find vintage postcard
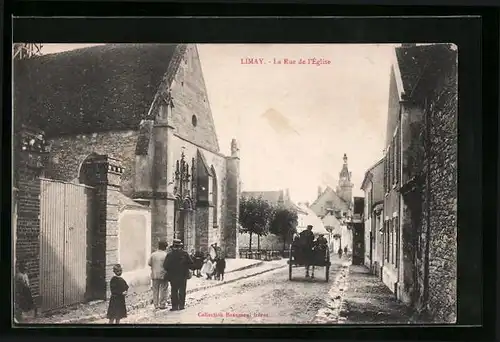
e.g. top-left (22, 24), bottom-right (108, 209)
top-left (12, 43), bottom-right (458, 325)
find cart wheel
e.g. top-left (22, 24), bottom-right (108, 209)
top-left (325, 266), bottom-right (330, 282)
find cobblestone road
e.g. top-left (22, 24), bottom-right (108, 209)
top-left (94, 259), bottom-right (344, 324)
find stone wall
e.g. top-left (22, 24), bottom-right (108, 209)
top-left (15, 163), bottom-right (42, 305)
top-left (45, 131), bottom-right (138, 197)
top-left (425, 58), bottom-right (458, 323)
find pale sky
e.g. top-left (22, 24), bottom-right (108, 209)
top-left (38, 43), bottom-right (395, 203)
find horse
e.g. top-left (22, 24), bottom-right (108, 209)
top-left (308, 243), bottom-right (329, 279)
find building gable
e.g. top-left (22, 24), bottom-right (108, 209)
top-left (309, 186), bottom-right (349, 218)
top-left (170, 45), bottom-right (220, 152)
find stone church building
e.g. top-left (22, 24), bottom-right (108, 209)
top-left (14, 44), bottom-right (240, 309)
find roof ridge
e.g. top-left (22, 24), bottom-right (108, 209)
top-left (146, 44), bottom-right (187, 120)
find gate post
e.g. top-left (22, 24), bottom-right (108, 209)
top-left (80, 154), bottom-right (124, 300)
top-left (14, 125), bottom-right (49, 310)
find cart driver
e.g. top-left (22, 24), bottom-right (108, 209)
top-left (316, 234), bottom-right (328, 247)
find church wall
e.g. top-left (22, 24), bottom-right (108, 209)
top-left (45, 130), bottom-right (138, 197)
top-left (169, 135), bottom-right (227, 248)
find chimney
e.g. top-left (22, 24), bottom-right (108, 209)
top-left (317, 186), bottom-right (322, 197)
top-left (285, 188), bottom-right (290, 201)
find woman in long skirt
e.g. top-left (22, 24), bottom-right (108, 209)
top-left (107, 264), bottom-right (129, 324)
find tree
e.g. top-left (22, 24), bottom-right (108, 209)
top-left (269, 207), bottom-right (299, 253)
top-left (239, 196), bottom-right (275, 252)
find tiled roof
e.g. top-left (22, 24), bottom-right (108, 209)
top-left (14, 44), bottom-right (178, 137)
top-left (395, 44), bottom-right (457, 102)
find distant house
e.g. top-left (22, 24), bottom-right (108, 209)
top-left (310, 154), bottom-right (353, 219)
top-left (360, 157), bottom-right (385, 275)
top-left (309, 154), bottom-right (355, 253)
top-left (322, 209), bottom-right (343, 251)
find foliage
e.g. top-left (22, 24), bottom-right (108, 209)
top-left (239, 196), bottom-right (276, 251)
top-left (269, 207), bottom-right (299, 252)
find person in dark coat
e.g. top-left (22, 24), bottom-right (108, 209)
top-left (193, 248), bottom-right (205, 277)
top-left (107, 264), bottom-right (129, 324)
top-left (14, 261), bottom-right (35, 322)
top-left (214, 252), bottom-right (226, 281)
top-left (163, 239), bottom-right (194, 311)
top-left (299, 225), bottom-right (315, 277)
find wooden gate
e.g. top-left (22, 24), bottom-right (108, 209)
top-left (39, 179), bottom-right (95, 312)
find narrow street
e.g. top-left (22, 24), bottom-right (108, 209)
top-left (94, 258), bottom-right (344, 324)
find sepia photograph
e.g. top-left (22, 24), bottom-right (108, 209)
top-left (12, 42), bottom-right (458, 325)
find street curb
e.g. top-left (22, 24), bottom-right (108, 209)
top-left (226, 261), bottom-right (264, 274)
top-left (55, 262), bottom-right (287, 324)
top-left (313, 258), bottom-right (352, 324)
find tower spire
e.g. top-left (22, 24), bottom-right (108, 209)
top-left (337, 153), bottom-right (353, 203)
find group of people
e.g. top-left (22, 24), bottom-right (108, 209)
top-left (190, 246), bottom-right (227, 281)
top-left (14, 239), bottom-right (227, 324)
top-left (337, 245), bottom-right (349, 259)
top-left (108, 238), bottom-right (199, 323)
top-left (106, 239), bottom-right (228, 324)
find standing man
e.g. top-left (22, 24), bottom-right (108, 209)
top-left (299, 225), bottom-right (315, 277)
top-left (148, 240), bottom-right (169, 310)
top-left (163, 239), bottom-right (194, 311)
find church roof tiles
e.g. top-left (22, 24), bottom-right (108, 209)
top-left (14, 44), bottom-right (178, 137)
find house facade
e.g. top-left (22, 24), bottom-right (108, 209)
top-left (14, 44), bottom-right (241, 311)
top-left (349, 197), bottom-right (365, 265)
top-left (360, 157), bottom-right (385, 274)
top-left (380, 43), bottom-right (458, 322)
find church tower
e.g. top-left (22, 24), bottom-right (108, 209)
top-left (336, 153), bottom-right (353, 203)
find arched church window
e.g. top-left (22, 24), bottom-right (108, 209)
top-left (211, 166), bottom-right (218, 227)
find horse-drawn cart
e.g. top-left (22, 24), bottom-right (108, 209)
top-left (288, 244), bottom-right (331, 282)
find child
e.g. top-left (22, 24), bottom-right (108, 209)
top-left (14, 261), bottom-right (35, 323)
top-left (107, 264), bottom-right (129, 324)
top-left (214, 254), bottom-right (226, 281)
top-left (201, 255), bottom-right (216, 280)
